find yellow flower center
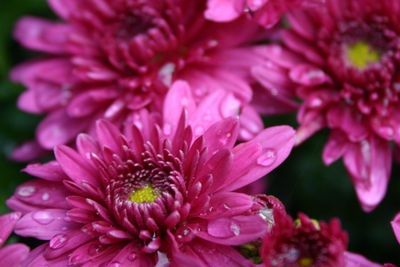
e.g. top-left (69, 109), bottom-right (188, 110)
top-left (129, 184), bottom-right (159, 203)
top-left (347, 41), bottom-right (380, 68)
top-left (299, 257), bottom-right (314, 266)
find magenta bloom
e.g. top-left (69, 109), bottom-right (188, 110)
top-left (0, 212), bottom-right (30, 266)
top-left (205, 0), bottom-right (321, 28)
top-left (260, 210), bottom-right (383, 267)
top-left (11, 0), bottom-right (273, 160)
top-left (254, 0), bottom-right (400, 211)
top-left (7, 82), bottom-right (295, 265)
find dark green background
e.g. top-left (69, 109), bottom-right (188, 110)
top-left (0, 0), bottom-right (398, 264)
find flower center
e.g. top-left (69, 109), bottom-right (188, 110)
top-left (299, 257), bottom-right (314, 266)
top-left (129, 184), bottom-right (159, 203)
top-left (346, 41), bottom-right (380, 68)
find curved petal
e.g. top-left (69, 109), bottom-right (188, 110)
top-left (0, 212), bottom-right (22, 246)
top-left (204, 0), bottom-right (245, 22)
top-left (343, 136), bottom-right (392, 212)
top-left (55, 144), bottom-right (100, 187)
top-left (390, 212), bottom-right (400, 245)
top-left (163, 80), bottom-right (196, 137)
top-left (23, 161), bottom-right (66, 182)
top-left (344, 251), bottom-right (381, 267)
top-left (222, 125), bottom-right (296, 192)
top-left (0, 244), bottom-right (30, 266)
top-left (14, 17), bottom-right (70, 53)
top-left (37, 109), bottom-right (89, 149)
top-left (196, 215), bottom-right (267, 246)
top-left (7, 180), bottom-right (69, 213)
top-left (15, 209), bottom-right (79, 240)
top-left (322, 130), bottom-right (349, 165)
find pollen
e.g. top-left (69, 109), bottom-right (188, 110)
top-left (299, 257), bottom-right (314, 267)
top-left (346, 41), bottom-right (380, 68)
top-left (129, 184), bottom-right (159, 203)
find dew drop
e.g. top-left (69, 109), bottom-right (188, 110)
top-left (259, 208), bottom-right (275, 225)
top-left (310, 97), bottom-right (323, 107)
top-left (42, 192), bottom-right (50, 201)
top-left (17, 186), bottom-right (36, 197)
top-left (88, 244), bottom-right (103, 256)
top-left (163, 123), bottom-right (172, 135)
top-left (183, 228), bottom-right (190, 236)
top-left (223, 204), bottom-right (230, 210)
top-left (230, 222), bottom-right (240, 236)
top-left (257, 149), bottom-right (277, 167)
top-left (109, 262), bottom-right (121, 267)
top-left (50, 234), bottom-right (67, 249)
top-left (128, 253), bottom-right (137, 261)
top-left (32, 211), bottom-right (54, 225)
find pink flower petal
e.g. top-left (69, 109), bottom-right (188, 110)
top-left (37, 109), bottom-right (89, 149)
top-left (95, 119), bottom-right (124, 155)
top-left (286, 9), bottom-right (317, 41)
top-left (390, 213), bottom-right (400, 245)
top-left (197, 215), bottom-right (266, 245)
top-left (290, 64), bottom-right (331, 86)
top-left (344, 251), bottom-right (381, 267)
top-left (163, 80), bottom-right (196, 137)
top-left (343, 136), bottom-right (391, 212)
top-left (323, 130), bottom-right (349, 165)
top-left (55, 144), bottom-right (100, 187)
top-left (239, 106), bottom-right (264, 140)
top-left (14, 17), bottom-right (70, 53)
top-left (200, 192), bottom-right (253, 219)
top-left (327, 105), bottom-right (369, 142)
top-left (7, 180), bottom-right (69, 213)
top-left (203, 117), bottom-right (240, 155)
top-left (23, 161), bottom-right (66, 182)
top-left (0, 244), bottom-right (30, 266)
top-left (23, 243), bottom-right (69, 267)
top-left (204, 0), bottom-right (245, 22)
top-left (10, 140), bottom-right (48, 162)
top-left (15, 209), bottom-right (79, 240)
top-left (44, 230), bottom-right (93, 259)
top-left (0, 212), bottom-right (21, 246)
top-left (223, 125), bottom-right (296, 192)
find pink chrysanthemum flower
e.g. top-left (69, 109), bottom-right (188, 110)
top-left (205, 0), bottom-right (321, 28)
top-left (11, 0), bottom-right (275, 161)
top-left (260, 210), bottom-right (383, 267)
top-left (0, 212), bottom-right (30, 266)
top-left (7, 82), bottom-right (295, 266)
top-left (253, 0), bottom-right (400, 211)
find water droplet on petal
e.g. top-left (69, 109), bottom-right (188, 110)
top-left (17, 186), bottom-right (36, 197)
top-left (183, 229), bottom-right (190, 236)
top-left (42, 192), bottom-right (50, 201)
top-left (163, 123), bottom-right (172, 135)
top-left (32, 211), bottom-right (54, 225)
top-left (310, 97), bottom-right (323, 107)
top-left (128, 253), bottom-right (137, 261)
top-left (109, 262), bottom-right (121, 267)
top-left (257, 148), bottom-right (277, 167)
top-left (259, 208), bottom-right (275, 226)
top-left (230, 222), bottom-right (240, 236)
top-left (88, 244), bottom-right (103, 256)
top-left (50, 234), bottom-right (67, 249)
